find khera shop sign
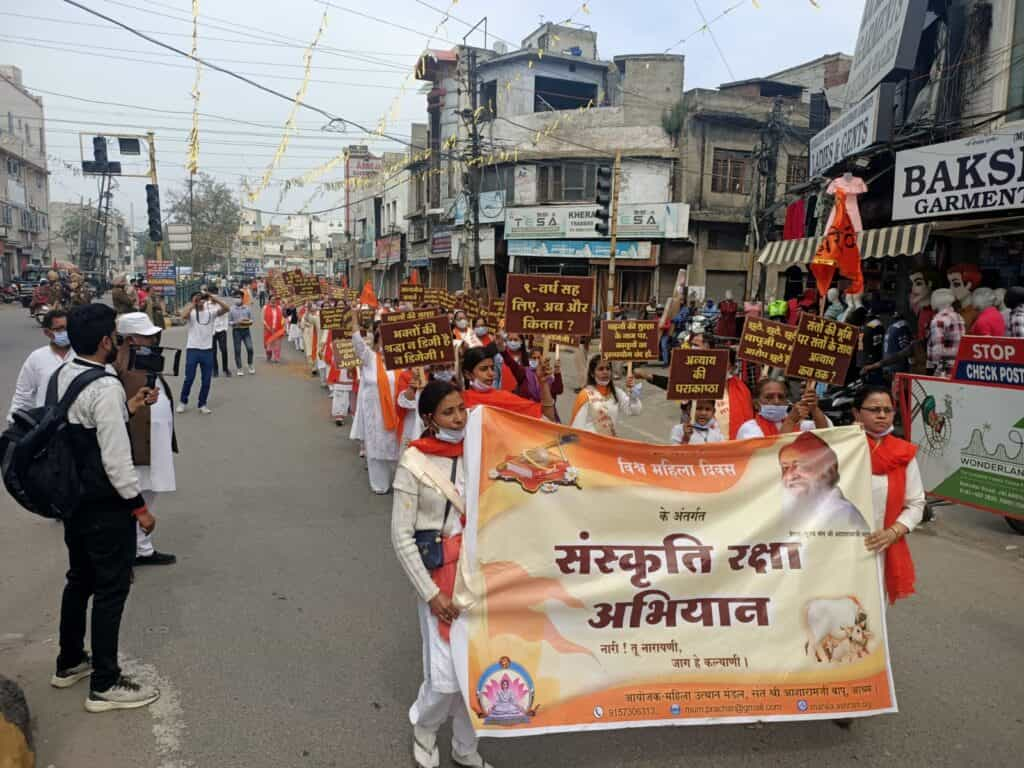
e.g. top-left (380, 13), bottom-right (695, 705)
top-left (894, 121), bottom-right (1024, 220)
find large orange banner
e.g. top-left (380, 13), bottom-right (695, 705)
top-left (452, 408), bottom-right (896, 736)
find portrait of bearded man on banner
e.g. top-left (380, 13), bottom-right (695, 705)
top-left (778, 432), bottom-right (868, 532)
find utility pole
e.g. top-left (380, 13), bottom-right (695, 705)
top-left (752, 98), bottom-right (783, 299)
top-left (308, 216), bottom-right (315, 273)
top-left (605, 150), bottom-right (622, 320)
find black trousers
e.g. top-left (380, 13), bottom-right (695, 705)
top-left (212, 330), bottom-right (231, 375)
top-left (57, 501), bottom-right (136, 692)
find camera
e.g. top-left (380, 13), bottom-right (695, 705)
top-left (128, 345), bottom-right (181, 387)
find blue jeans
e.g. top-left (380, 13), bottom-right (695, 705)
top-left (660, 333), bottom-right (676, 365)
top-left (233, 327), bottom-right (254, 367)
top-left (180, 348), bottom-right (214, 407)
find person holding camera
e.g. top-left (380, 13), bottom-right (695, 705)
top-left (114, 312), bottom-right (178, 567)
top-left (51, 304), bottom-right (161, 712)
top-left (176, 290), bottom-right (229, 415)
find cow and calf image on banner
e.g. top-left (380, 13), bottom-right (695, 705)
top-left (446, 409), bottom-right (896, 737)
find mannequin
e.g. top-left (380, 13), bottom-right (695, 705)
top-left (839, 292), bottom-right (863, 324)
top-left (824, 287), bottom-right (845, 321)
top-left (969, 287), bottom-right (1006, 336)
top-left (825, 171), bottom-right (868, 233)
top-left (994, 287), bottom-right (1011, 327)
top-left (908, 269), bottom-right (935, 341)
top-left (928, 288), bottom-right (963, 377)
top-left (716, 289), bottom-right (739, 339)
top-left (945, 263), bottom-right (981, 328)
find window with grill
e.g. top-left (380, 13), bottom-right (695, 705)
top-left (538, 162), bottom-right (597, 202)
top-left (786, 155), bottom-right (809, 187)
top-left (710, 149), bottom-right (751, 194)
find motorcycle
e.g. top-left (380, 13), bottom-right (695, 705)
top-left (0, 285), bottom-right (17, 304)
top-left (819, 377), bottom-right (868, 428)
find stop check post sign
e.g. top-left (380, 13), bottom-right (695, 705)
top-left (952, 337), bottom-right (1024, 388)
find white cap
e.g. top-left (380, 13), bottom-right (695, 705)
top-left (117, 312), bottom-right (162, 337)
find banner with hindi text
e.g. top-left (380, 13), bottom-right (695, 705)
top-left (452, 409), bottom-right (896, 737)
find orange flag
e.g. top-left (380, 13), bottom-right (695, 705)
top-left (359, 280), bottom-right (379, 308)
top-left (810, 188), bottom-right (863, 298)
top-left (410, 268), bottom-right (420, 286)
top-left (341, 274), bottom-right (349, 289)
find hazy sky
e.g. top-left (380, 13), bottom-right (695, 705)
top-left (5, 0), bottom-right (865, 230)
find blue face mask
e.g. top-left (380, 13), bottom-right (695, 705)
top-left (507, 340), bottom-right (522, 351)
top-left (433, 370), bottom-right (454, 383)
top-left (436, 427), bottom-right (465, 444)
top-left (51, 330), bottom-right (71, 348)
top-left (759, 404), bottom-right (789, 423)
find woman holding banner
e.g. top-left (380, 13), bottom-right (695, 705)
top-left (391, 381), bottom-right (495, 768)
top-left (452, 310), bottom-right (481, 348)
top-left (853, 386), bottom-right (924, 603)
top-left (350, 312), bottom-right (401, 494)
top-left (461, 347), bottom-right (556, 421)
top-left (570, 355), bottom-right (642, 437)
top-left (735, 377), bottom-right (829, 440)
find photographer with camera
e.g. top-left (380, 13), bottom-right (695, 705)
top-left (176, 290), bottom-right (229, 415)
top-left (114, 312), bottom-right (178, 567)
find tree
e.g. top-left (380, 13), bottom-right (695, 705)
top-left (166, 173), bottom-right (241, 272)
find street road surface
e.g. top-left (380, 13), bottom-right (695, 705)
top-left (0, 303), bottom-right (1021, 768)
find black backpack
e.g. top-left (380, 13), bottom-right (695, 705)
top-left (1, 365), bottom-right (112, 520)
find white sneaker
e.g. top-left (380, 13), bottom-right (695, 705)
top-left (85, 675), bottom-right (160, 713)
top-left (51, 653), bottom-right (93, 688)
top-left (236, 370), bottom-right (245, 377)
top-left (249, 366), bottom-right (255, 374)
top-left (199, 406), bottom-right (213, 415)
top-left (175, 404), bottom-right (186, 414)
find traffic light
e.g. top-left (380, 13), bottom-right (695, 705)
top-left (92, 136), bottom-right (108, 167)
top-left (145, 184), bottom-right (162, 242)
top-left (595, 165), bottom-right (613, 236)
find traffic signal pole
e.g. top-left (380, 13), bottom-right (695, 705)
top-left (605, 150), bottom-right (621, 320)
top-left (146, 132), bottom-right (162, 263)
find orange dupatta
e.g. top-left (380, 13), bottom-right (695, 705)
top-left (869, 434), bottom-right (918, 604)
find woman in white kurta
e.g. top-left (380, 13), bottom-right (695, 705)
top-left (351, 323), bottom-right (400, 494)
top-left (569, 355), bottom-right (641, 437)
top-left (391, 381), bottom-right (495, 768)
top-left (853, 386), bottom-right (925, 603)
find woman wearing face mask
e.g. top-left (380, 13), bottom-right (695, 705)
top-left (460, 347), bottom-right (555, 420)
top-left (472, 317), bottom-right (492, 346)
top-left (735, 378), bottom-right (829, 440)
top-left (495, 333), bottom-right (549, 402)
top-left (391, 382), bottom-right (496, 768)
top-left (569, 355), bottom-right (642, 437)
top-left (349, 311), bottom-right (403, 494)
top-left (451, 310), bottom-right (481, 348)
top-left (852, 386), bottom-right (923, 603)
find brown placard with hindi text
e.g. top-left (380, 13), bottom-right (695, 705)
top-left (399, 283), bottom-right (424, 304)
top-left (785, 314), bottom-right (860, 384)
top-left (504, 274), bottom-right (594, 338)
top-left (380, 307), bottom-right (442, 325)
top-left (600, 320), bottom-right (659, 362)
top-left (283, 270), bottom-right (321, 301)
top-left (737, 317), bottom-right (799, 369)
top-left (666, 348), bottom-right (730, 401)
top-left (379, 314), bottom-right (455, 370)
top-left (319, 306), bottom-right (348, 331)
top-left (332, 336), bottom-right (360, 370)
top-left (423, 288), bottom-right (454, 310)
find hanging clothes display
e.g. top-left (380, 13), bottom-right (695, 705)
top-left (825, 174), bottom-right (868, 233)
top-left (783, 199), bottom-right (806, 240)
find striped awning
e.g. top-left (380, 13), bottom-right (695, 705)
top-left (758, 223), bottom-right (933, 266)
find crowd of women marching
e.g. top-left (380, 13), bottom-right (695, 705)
top-left (255, 281), bottom-right (924, 768)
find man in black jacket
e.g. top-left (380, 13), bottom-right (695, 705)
top-left (49, 303), bottom-right (162, 712)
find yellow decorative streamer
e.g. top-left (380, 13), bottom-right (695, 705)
top-left (247, 10), bottom-right (329, 203)
top-left (185, 0), bottom-right (200, 174)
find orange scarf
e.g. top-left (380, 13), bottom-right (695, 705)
top-left (727, 377), bottom-right (754, 440)
top-left (463, 386), bottom-right (543, 418)
top-left (376, 354), bottom-right (400, 434)
top-left (755, 415), bottom-right (781, 437)
top-left (869, 434), bottom-right (917, 604)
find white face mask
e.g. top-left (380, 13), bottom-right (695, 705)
top-left (759, 404), bottom-right (789, 423)
top-left (529, 359), bottom-right (539, 370)
top-left (436, 426), bottom-right (465, 444)
top-left (474, 326), bottom-right (487, 337)
top-left (433, 370), bottom-right (454, 383)
top-left (507, 340), bottom-right (522, 351)
top-left (470, 379), bottom-right (492, 392)
top-left (456, 319), bottom-right (469, 330)
top-left (595, 374), bottom-right (612, 387)
top-left (866, 425), bottom-right (894, 439)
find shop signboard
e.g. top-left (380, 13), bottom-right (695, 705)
top-left (145, 259), bottom-right (175, 287)
top-left (899, 374), bottom-right (1024, 519)
top-left (407, 241), bottom-right (430, 268)
top-left (508, 240), bottom-right (652, 261)
top-left (893, 121), bottom-right (1024, 220)
top-left (846, 0), bottom-right (928, 104)
top-left (454, 190), bottom-right (506, 225)
top-left (242, 258), bottom-right (260, 277)
top-left (505, 203), bottom-right (688, 240)
top-left (808, 84), bottom-right (895, 178)
top-left (375, 236), bottom-right (402, 268)
top-left (431, 226), bottom-right (452, 258)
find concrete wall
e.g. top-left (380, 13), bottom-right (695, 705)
top-left (620, 158), bottom-right (672, 204)
top-left (521, 23), bottom-right (598, 60)
top-left (765, 54), bottom-right (852, 110)
top-left (613, 55), bottom-right (685, 127)
top-left (479, 56), bottom-right (607, 118)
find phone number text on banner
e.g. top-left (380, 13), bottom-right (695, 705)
top-left (452, 409), bottom-right (896, 736)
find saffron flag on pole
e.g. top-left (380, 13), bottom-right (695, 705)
top-left (359, 280), bottom-right (379, 308)
top-left (810, 188), bottom-right (863, 298)
top-left (451, 408), bottom-right (896, 737)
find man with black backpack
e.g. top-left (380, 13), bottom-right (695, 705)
top-left (49, 304), bottom-right (161, 712)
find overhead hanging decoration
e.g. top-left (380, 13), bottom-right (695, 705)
top-left (185, 0), bottom-right (201, 174)
top-left (247, 9), bottom-right (329, 203)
